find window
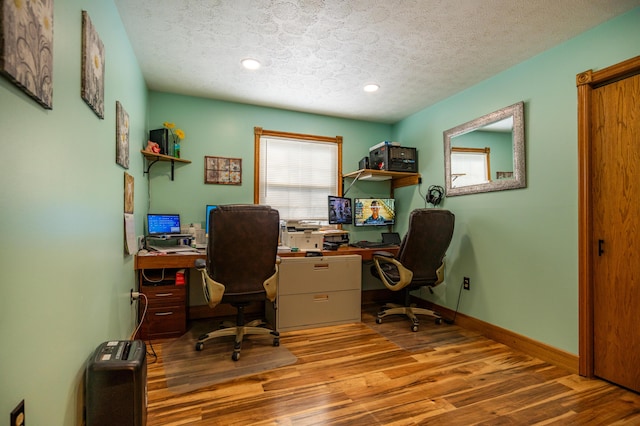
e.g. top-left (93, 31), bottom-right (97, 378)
top-left (451, 147), bottom-right (491, 188)
top-left (254, 127), bottom-right (343, 222)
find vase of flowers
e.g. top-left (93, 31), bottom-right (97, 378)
top-left (163, 121), bottom-right (185, 158)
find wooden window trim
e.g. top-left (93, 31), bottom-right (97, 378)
top-left (253, 127), bottom-right (343, 204)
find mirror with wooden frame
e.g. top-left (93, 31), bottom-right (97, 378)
top-left (444, 101), bottom-right (526, 196)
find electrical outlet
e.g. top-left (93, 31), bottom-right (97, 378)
top-left (11, 399), bottom-right (25, 426)
top-left (463, 277), bottom-right (470, 290)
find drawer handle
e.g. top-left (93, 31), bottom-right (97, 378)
top-left (313, 294), bottom-right (329, 302)
top-left (155, 311), bottom-right (174, 316)
top-left (313, 263), bottom-right (329, 270)
top-left (156, 292), bottom-right (174, 297)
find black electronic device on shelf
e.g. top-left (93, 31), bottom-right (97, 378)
top-left (149, 128), bottom-right (169, 156)
top-left (369, 146), bottom-right (418, 172)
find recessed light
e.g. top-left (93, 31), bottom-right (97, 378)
top-left (241, 58), bottom-right (261, 70)
top-left (364, 84), bottom-right (379, 92)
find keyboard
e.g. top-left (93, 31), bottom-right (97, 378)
top-left (350, 241), bottom-right (393, 249)
top-left (147, 245), bottom-right (199, 253)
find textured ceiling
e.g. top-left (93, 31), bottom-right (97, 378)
top-left (114, 0), bottom-right (639, 123)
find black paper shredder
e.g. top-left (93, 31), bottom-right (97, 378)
top-left (86, 340), bottom-right (147, 426)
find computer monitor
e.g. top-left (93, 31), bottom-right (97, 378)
top-left (354, 198), bottom-right (395, 226)
top-left (205, 205), bottom-right (217, 235)
top-left (147, 213), bottom-right (182, 235)
top-left (328, 195), bottom-right (353, 225)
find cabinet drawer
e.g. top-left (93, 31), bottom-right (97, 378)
top-left (279, 255), bottom-right (361, 295)
top-left (140, 304), bottom-right (186, 339)
top-left (277, 289), bottom-right (361, 331)
top-left (142, 285), bottom-right (186, 304)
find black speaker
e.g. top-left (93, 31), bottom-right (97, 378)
top-left (358, 156), bottom-right (370, 170)
top-left (149, 128), bottom-right (169, 155)
top-left (86, 340), bottom-right (147, 426)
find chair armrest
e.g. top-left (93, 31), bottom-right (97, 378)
top-left (372, 254), bottom-right (413, 292)
top-left (195, 259), bottom-right (225, 308)
top-left (263, 262), bottom-right (279, 302)
top-left (372, 250), bottom-right (395, 258)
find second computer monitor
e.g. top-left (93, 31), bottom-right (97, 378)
top-left (205, 205), bottom-right (217, 235)
top-left (328, 196), bottom-right (353, 225)
top-left (354, 198), bottom-right (395, 226)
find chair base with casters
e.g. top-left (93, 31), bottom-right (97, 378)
top-left (376, 288), bottom-right (443, 332)
top-left (194, 302), bottom-right (280, 361)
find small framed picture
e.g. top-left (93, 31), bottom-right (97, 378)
top-left (124, 172), bottom-right (134, 214)
top-left (81, 11), bottom-right (105, 118)
top-left (205, 156), bottom-right (242, 185)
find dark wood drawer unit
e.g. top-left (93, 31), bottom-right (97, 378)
top-left (137, 268), bottom-right (188, 340)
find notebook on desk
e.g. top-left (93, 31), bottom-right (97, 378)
top-left (146, 213), bottom-right (192, 238)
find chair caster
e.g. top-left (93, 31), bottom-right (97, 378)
top-left (435, 318), bottom-right (443, 325)
top-left (273, 337), bottom-right (280, 347)
top-left (231, 351), bottom-right (240, 361)
top-left (195, 342), bottom-right (204, 351)
top-left (376, 317), bottom-right (383, 324)
top-left (411, 324), bottom-right (419, 332)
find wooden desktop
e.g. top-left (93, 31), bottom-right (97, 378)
top-left (134, 245), bottom-right (399, 339)
top-left (134, 245), bottom-right (399, 270)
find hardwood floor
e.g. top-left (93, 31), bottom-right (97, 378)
top-left (146, 309), bottom-right (640, 425)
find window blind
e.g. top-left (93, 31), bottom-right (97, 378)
top-left (259, 137), bottom-right (338, 221)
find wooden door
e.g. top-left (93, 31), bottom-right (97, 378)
top-left (588, 71), bottom-right (640, 391)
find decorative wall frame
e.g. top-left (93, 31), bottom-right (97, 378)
top-left (81, 11), bottom-right (104, 118)
top-left (116, 101), bottom-right (129, 168)
top-left (204, 156), bottom-right (242, 185)
top-left (0, 0), bottom-right (54, 109)
top-left (124, 172), bottom-right (134, 214)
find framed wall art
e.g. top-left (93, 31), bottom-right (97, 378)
top-left (81, 10), bottom-right (104, 118)
top-left (204, 156), bottom-right (242, 185)
top-left (124, 172), bottom-right (134, 214)
top-left (0, 0), bottom-right (54, 109)
top-left (116, 101), bottom-right (129, 168)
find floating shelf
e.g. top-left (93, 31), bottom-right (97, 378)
top-left (343, 169), bottom-right (421, 191)
top-left (141, 150), bottom-right (191, 181)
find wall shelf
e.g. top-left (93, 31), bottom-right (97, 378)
top-left (141, 150), bottom-right (191, 181)
top-left (343, 169), bottom-right (421, 193)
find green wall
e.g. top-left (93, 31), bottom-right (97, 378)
top-left (392, 8), bottom-right (640, 355)
top-left (146, 91), bottom-right (393, 239)
top-left (1, 1), bottom-right (638, 424)
top-left (0, 1), bottom-right (148, 424)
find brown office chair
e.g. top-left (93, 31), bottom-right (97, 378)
top-left (371, 208), bottom-right (455, 332)
top-left (194, 204), bottom-right (280, 361)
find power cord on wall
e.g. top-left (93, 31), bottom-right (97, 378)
top-left (129, 292), bottom-right (158, 363)
top-left (445, 277), bottom-right (465, 325)
top-left (129, 292), bottom-right (148, 340)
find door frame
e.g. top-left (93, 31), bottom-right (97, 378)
top-left (577, 55), bottom-right (640, 377)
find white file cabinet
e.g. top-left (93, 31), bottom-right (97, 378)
top-left (268, 255), bottom-right (362, 332)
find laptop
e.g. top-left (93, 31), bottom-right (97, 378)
top-left (146, 214), bottom-right (192, 238)
top-left (381, 232), bottom-right (402, 245)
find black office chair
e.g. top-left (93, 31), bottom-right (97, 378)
top-left (371, 208), bottom-right (455, 332)
top-left (194, 204), bottom-right (280, 361)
